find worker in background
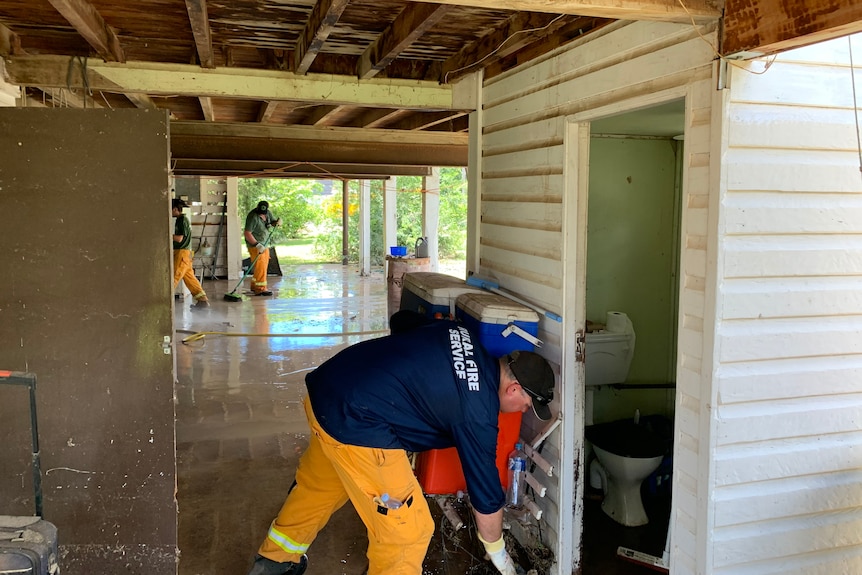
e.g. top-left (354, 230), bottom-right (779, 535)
top-left (244, 200), bottom-right (280, 296)
top-left (246, 319), bottom-right (555, 575)
top-left (171, 198), bottom-right (209, 310)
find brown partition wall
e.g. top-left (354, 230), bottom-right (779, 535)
top-left (0, 109), bottom-right (177, 573)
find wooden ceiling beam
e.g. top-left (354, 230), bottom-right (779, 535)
top-left (0, 23), bottom-right (25, 57)
top-left (199, 96), bottom-right (214, 121)
top-left (722, 0), bottom-right (862, 57)
top-left (184, 0), bottom-right (215, 69)
top-left (3, 56), bottom-right (464, 111)
top-left (303, 104), bottom-right (347, 126)
top-left (170, 159), bottom-right (433, 178)
top-left (46, 0), bottom-right (125, 62)
top-left (258, 101), bottom-right (280, 123)
top-left (418, 0), bottom-right (718, 23)
top-left (357, 3), bottom-right (452, 80)
top-left (441, 12), bottom-right (577, 83)
top-left (125, 92), bottom-right (157, 109)
top-left (171, 132), bottom-right (466, 167)
top-left (386, 111), bottom-right (468, 131)
top-left (294, 0), bottom-right (351, 75)
top-left (170, 120), bottom-right (467, 146)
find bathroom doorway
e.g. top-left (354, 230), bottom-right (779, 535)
top-left (581, 98), bottom-right (684, 574)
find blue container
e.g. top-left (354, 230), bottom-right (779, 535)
top-left (455, 292), bottom-right (539, 357)
top-left (399, 272), bottom-right (483, 318)
top-left (390, 246), bottom-right (407, 256)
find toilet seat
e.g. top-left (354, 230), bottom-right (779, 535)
top-left (586, 419), bottom-right (669, 527)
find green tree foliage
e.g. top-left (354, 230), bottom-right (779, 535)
top-left (238, 178), bottom-right (321, 243)
top-left (313, 168), bottom-right (467, 264)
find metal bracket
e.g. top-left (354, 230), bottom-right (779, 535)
top-left (162, 335), bottom-right (172, 355)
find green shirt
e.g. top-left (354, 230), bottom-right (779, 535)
top-left (173, 214), bottom-right (191, 250)
top-left (244, 209), bottom-right (276, 245)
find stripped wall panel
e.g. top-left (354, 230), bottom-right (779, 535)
top-left (477, 19), bottom-right (718, 574)
top-left (712, 33), bottom-right (862, 574)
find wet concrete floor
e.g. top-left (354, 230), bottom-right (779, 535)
top-left (174, 263), bottom-right (669, 575)
top-left (174, 264), bottom-right (498, 575)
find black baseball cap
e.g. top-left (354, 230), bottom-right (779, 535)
top-left (507, 350), bottom-right (554, 421)
top-left (172, 198), bottom-right (188, 209)
top-left (257, 200), bottom-right (269, 211)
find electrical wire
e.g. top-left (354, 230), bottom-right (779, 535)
top-left (444, 14), bottom-right (566, 83)
top-left (849, 36), bottom-right (862, 179)
top-left (676, 0), bottom-right (777, 76)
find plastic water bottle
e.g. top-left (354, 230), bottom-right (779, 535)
top-left (506, 442), bottom-right (527, 507)
top-left (377, 493), bottom-right (402, 510)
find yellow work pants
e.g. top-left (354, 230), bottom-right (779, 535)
top-left (172, 249), bottom-right (207, 301)
top-left (259, 398), bottom-right (435, 574)
top-left (252, 247), bottom-right (270, 293)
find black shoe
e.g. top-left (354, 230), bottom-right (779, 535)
top-left (254, 290), bottom-right (273, 296)
top-left (190, 300), bottom-right (210, 311)
top-left (247, 554), bottom-right (307, 575)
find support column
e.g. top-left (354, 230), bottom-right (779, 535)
top-left (341, 179), bottom-right (349, 265)
top-left (466, 71), bottom-right (484, 276)
top-left (383, 177), bottom-right (397, 255)
top-left (422, 168), bottom-right (440, 272)
top-left (359, 179), bottom-right (371, 276)
top-left (226, 177), bottom-right (241, 280)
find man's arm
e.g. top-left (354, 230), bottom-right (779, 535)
top-left (473, 508), bottom-right (503, 543)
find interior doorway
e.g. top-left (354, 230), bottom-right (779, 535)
top-left (580, 99), bottom-right (684, 574)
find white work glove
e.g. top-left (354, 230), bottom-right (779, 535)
top-left (478, 533), bottom-right (518, 575)
top-left (255, 243), bottom-right (268, 254)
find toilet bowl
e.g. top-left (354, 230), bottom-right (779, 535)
top-left (586, 420), bottom-right (666, 527)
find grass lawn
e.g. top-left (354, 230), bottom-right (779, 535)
top-left (271, 237), bottom-right (466, 278)
top-left (272, 238), bottom-right (333, 264)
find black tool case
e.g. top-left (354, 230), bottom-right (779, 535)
top-left (0, 370), bottom-right (60, 574)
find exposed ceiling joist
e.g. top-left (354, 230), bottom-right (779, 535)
top-left (721, 0), bottom-right (862, 57)
top-left (46, 0), bottom-right (125, 62)
top-left (0, 23), bottom-right (24, 57)
top-left (170, 120), bottom-right (468, 146)
top-left (305, 104), bottom-right (347, 126)
top-left (387, 110), bottom-right (468, 131)
top-left (257, 101), bottom-right (280, 123)
top-left (199, 96), bottom-right (214, 121)
top-left (442, 12), bottom-right (579, 82)
top-left (419, 0), bottom-right (719, 23)
top-left (170, 159), bottom-right (433, 179)
top-left (295, 0), bottom-right (351, 75)
top-left (3, 56), bottom-right (467, 110)
top-left (184, 0), bottom-right (214, 69)
top-left (357, 2), bottom-right (452, 79)
top-left (125, 92), bottom-right (157, 109)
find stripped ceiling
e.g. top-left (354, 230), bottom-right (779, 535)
top-left (1, 0), bottom-right (860, 178)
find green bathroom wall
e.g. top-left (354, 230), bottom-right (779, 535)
top-left (586, 137), bottom-right (679, 420)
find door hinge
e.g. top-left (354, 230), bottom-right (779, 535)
top-left (162, 335), bottom-right (172, 355)
top-left (575, 329), bottom-right (586, 363)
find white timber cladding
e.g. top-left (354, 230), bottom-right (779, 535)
top-left (190, 178), bottom-right (229, 280)
top-left (712, 34), bottom-right (862, 574)
top-left (476, 19), bottom-right (717, 574)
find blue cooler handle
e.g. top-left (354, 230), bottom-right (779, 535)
top-left (502, 323), bottom-right (543, 347)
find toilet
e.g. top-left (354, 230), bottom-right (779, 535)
top-left (586, 419), bottom-right (666, 526)
top-left (584, 314), bottom-right (666, 527)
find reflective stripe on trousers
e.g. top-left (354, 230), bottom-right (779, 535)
top-left (258, 397), bottom-right (435, 574)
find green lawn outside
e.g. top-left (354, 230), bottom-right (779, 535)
top-left (269, 237), bottom-right (466, 279)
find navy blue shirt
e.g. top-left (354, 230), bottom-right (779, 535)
top-left (306, 320), bottom-right (505, 514)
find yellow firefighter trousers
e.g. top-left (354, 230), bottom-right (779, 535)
top-left (258, 397), bottom-right (435, 574)
top-left (252, 247), bottom-right (270, 293)
top-left (172, 249), bottom-right (207, 301)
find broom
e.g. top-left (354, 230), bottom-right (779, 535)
top-left (224, 228), bottom-right (275, 302)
